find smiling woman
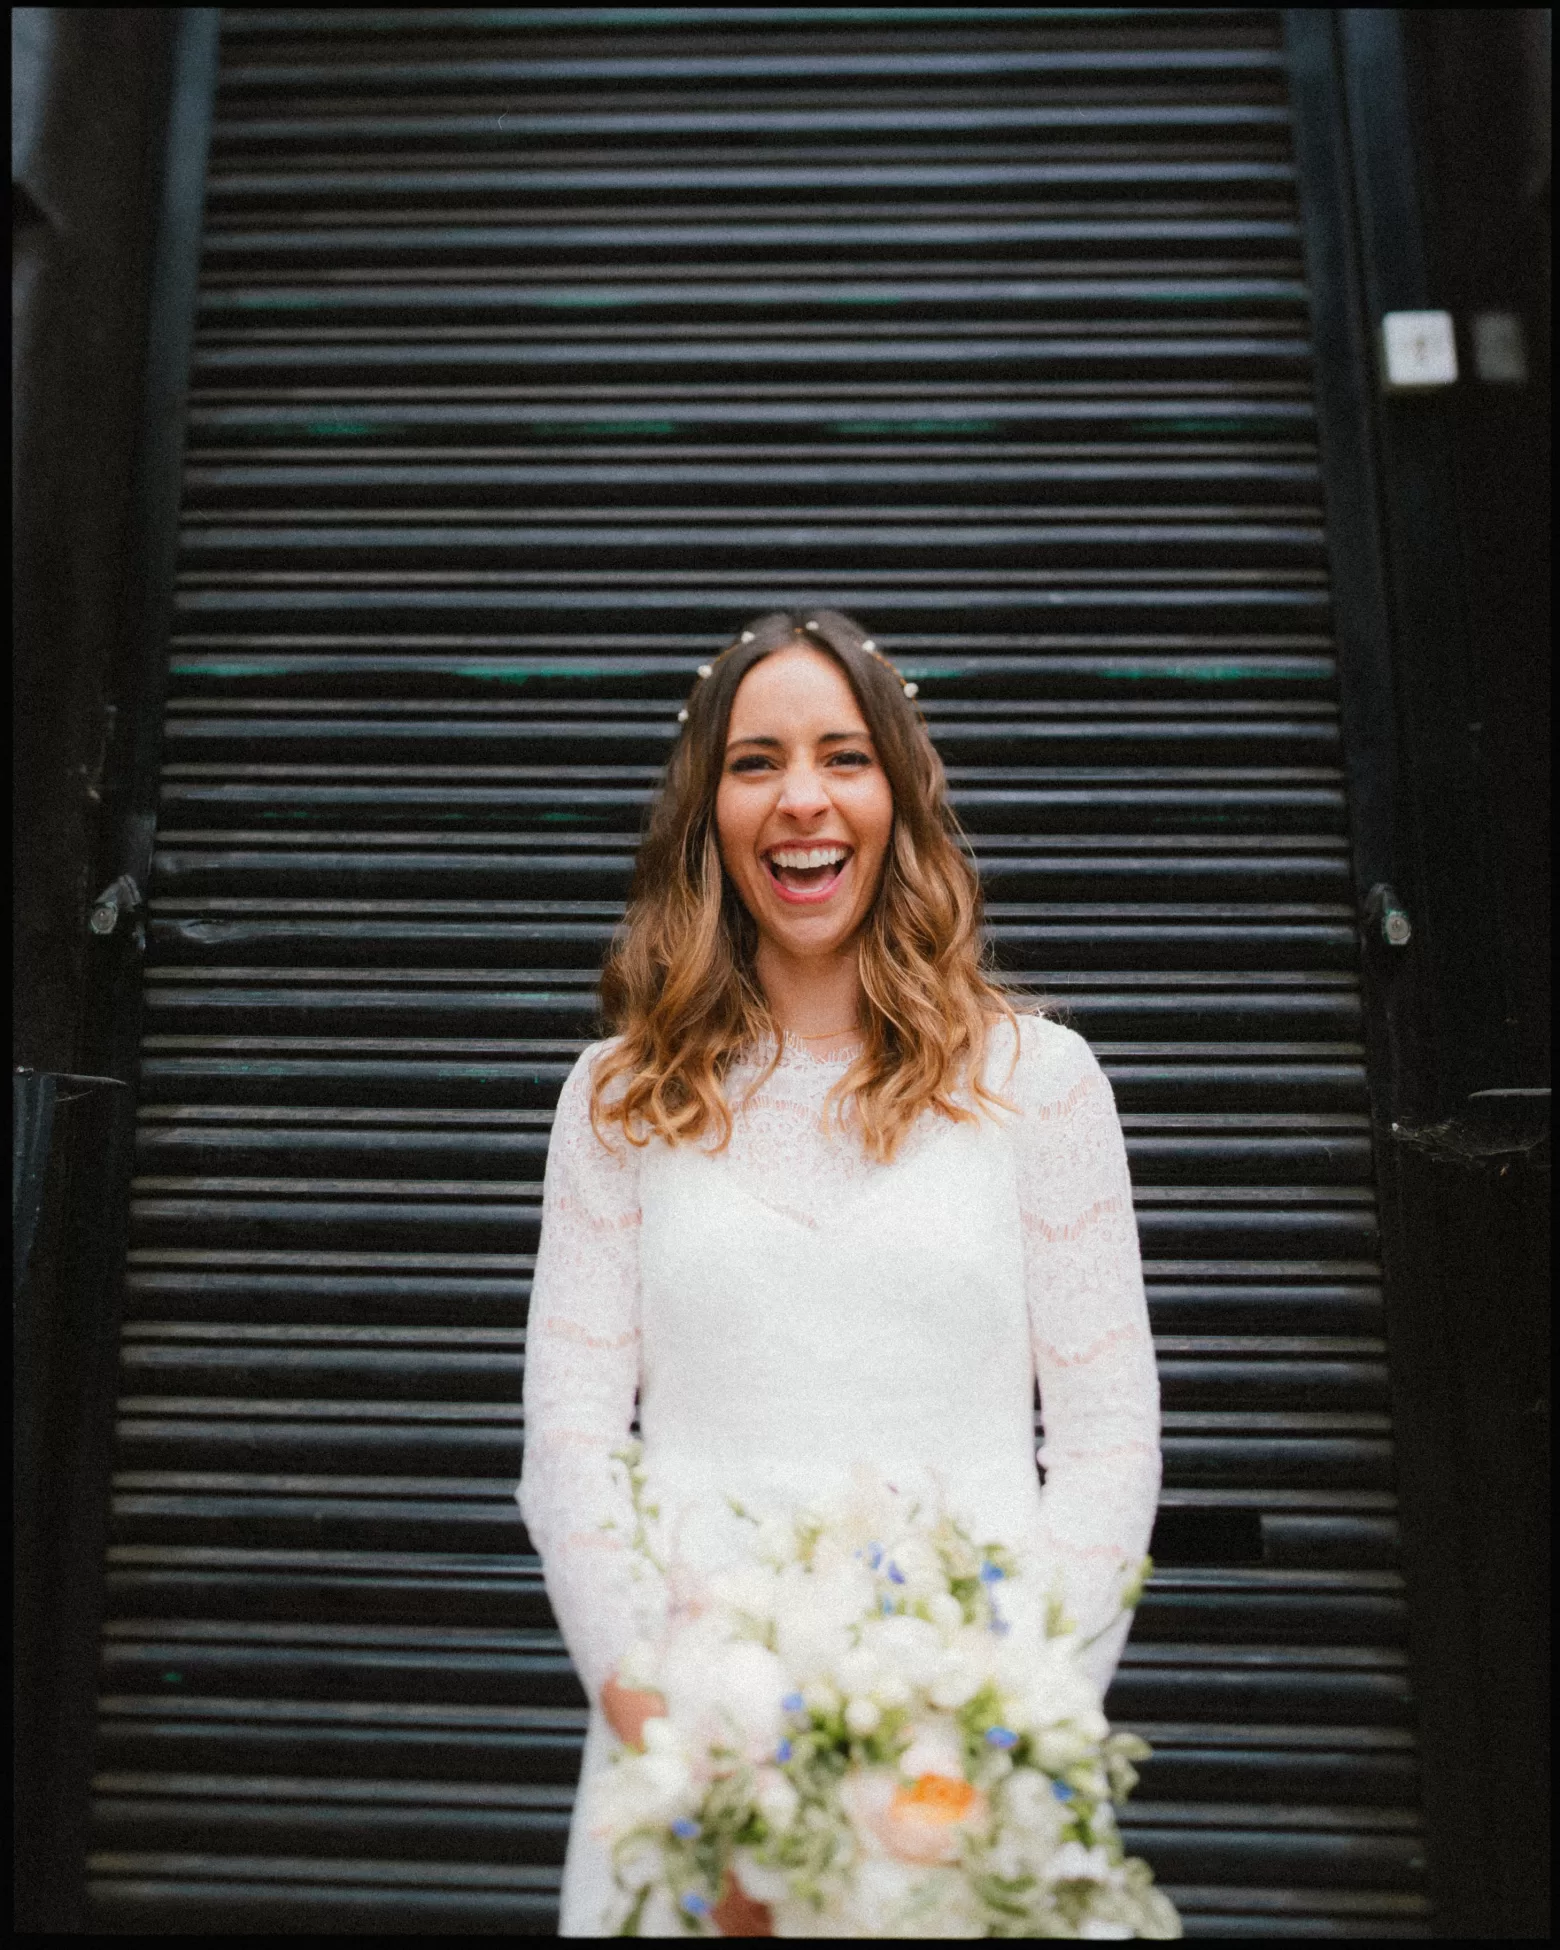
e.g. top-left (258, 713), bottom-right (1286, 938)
top-left (519, 608), bottom-right (1163, 1937)
top-left (590, 609), bottom-right (1026, 1162)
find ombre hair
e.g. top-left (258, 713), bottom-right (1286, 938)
top-left (589, 608), bottom-right (1041, 1163)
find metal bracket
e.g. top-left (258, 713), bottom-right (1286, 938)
top-left (88, 810), bottom-right (156, 937)
top-left (88, 873), bottom-right (142, 936)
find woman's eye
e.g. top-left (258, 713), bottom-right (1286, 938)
top-left (727, 749), bottom-right (871, 774)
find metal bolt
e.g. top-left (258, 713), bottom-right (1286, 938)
top-left (89, 872), bottom-right (142, 937)
top-left (1365, 882), bottom-right (1412, 949)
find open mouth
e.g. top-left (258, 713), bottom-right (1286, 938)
top-left (764, 843), bottom-right (853, 901)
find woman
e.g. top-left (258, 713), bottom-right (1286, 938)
top-left (517, 609), bottom-right (1162, 1936)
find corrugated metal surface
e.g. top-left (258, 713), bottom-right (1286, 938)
top-left (88, 8), bottom-right (1431, 1936)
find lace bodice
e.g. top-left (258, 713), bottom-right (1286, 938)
top-left (516, 1014), bottom-right (1162, 1703)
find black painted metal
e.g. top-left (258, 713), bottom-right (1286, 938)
top-left (23, 11), bottom-right (222, 1936)
top-left (85, 9), bottom-right (1434, 1935)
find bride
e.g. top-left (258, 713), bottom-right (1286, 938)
top-left (517, 609), bottom-right (1162, 1936)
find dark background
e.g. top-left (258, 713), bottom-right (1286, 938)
top-left (13, 8), bottom-right (1549, 1936)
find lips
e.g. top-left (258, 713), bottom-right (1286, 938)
top-left (763, 842), bottom-right (853, 904)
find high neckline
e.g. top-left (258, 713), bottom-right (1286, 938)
top-left (735, 1030), bottom-right (863, 1072)
top-left (779, 1029), bottom-right (864, 1067)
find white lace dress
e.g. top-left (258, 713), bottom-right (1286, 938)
top-left (516, 1013), bottom-right (1162, 1936)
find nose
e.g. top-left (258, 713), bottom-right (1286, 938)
top-left (775, 756), bottom-right (831, 822)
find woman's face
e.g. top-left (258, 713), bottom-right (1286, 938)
top-left (714, 644), bottom-right (895, 965)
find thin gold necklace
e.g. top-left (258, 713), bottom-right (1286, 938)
top-left (789, 1025), bottom-right (862, 1042)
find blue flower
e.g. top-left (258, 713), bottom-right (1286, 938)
top-left (985, 1726), bottom-right (1019, 1750)
top-left (867, 1543), bottom-right (884, 1569)
top-left (887, 1561), bottom-right (906, 1584)
top-left (776, 1739), bottom-right (793, 1763)
top-left (1052, 1781), bottom-right (1074, 1802)
top-left (671, 1817), bottom-right (700, 1840)
top-left (979, 1560), bottom-right (1005, 1583)
top-left (782, 1691), bottom-right (805, 1714)
top-left (880, 1596), bottom-right (895, 1614)
top-left (680, 1891), bottom-right (711, 1917)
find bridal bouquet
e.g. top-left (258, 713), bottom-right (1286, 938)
top-left (588, 1449), bottom-right (1181, 1938)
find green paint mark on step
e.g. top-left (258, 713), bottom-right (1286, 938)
top-left (172, 662), bottom-right (293, 678)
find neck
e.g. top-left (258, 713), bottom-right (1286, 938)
top-left (753, 936), bottom-right (863, 1042)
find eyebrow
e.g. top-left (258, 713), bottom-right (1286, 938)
top-left (725, 729), bottom-right (871, 751)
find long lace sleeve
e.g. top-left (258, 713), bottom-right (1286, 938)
top-left (516, 1042), bottom-right (665, 1701)
top-left (1010, 1016), bottom-right (1163, 1698)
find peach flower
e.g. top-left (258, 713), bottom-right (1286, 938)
top-left (842, 1768), bottom-right (989, 1866)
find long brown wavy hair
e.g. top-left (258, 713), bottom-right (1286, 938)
top-left (589, 608), bottom-right (1038, 1162)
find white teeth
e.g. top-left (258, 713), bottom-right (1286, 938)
top-left (769, 846), bottom-right (849, 870)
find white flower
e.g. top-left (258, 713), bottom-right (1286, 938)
top-left (776, 1609), bottom-right (852, 1683)
top-left (835, 1644), bottom-right (882, 1699)
top-left (708, 1562), bottom-right (777, 1619)
top-left (1078, 1918), bottom-right (1136, 1939)
top-left (843, 1860), bottom-right (985, 1937)
top-left (772, 1560), bottom-right (874, 1681)
top-left (928, 1629), bottom-right (993, 1709)
top-left (753, 1766), bottom-right (799, 1832)
top-left (712, 1639), bottom-right (790, 1752)
top-left (845, 1696), bottom-right (882, 1736)
top-left (983, 1829), bottom-right (1033, 1883)
top-left (861, 1613), bottom-right (944, 1690)
top-left (657, 1622), bottom-right (787, 1757)
top-left (925, 1591), bottom-right (965, 1634)
top-left (733, 1850), bottom-right (792, 1905)
top-left (1034, 1723), bottom-right (1099, 1773)
top-left (999, 1765), bottom-right (1067, 1856)
top-left (997, 1635), bottom-right (1105, 1734)
top-left (881, 1534), bottom-right (944, 1601)
top-left (830, 1465), bottom-right (910, 1551)
top-left (640, 1748), bottom-right (695, 1809)
top-left (1047, 1840), bottom-right (1119, 1886)
top-left (897, 1719), bottom-right (966, 1783)
top-left (586, 1730), bottom-right (695, 1835)
top-left (873, 1672), bottom-right (912, 1709)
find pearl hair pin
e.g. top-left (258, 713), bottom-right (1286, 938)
top-left (857, 634), bottom-right (919, 701)
top-left (675, 620), bottom-right (922, 728)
